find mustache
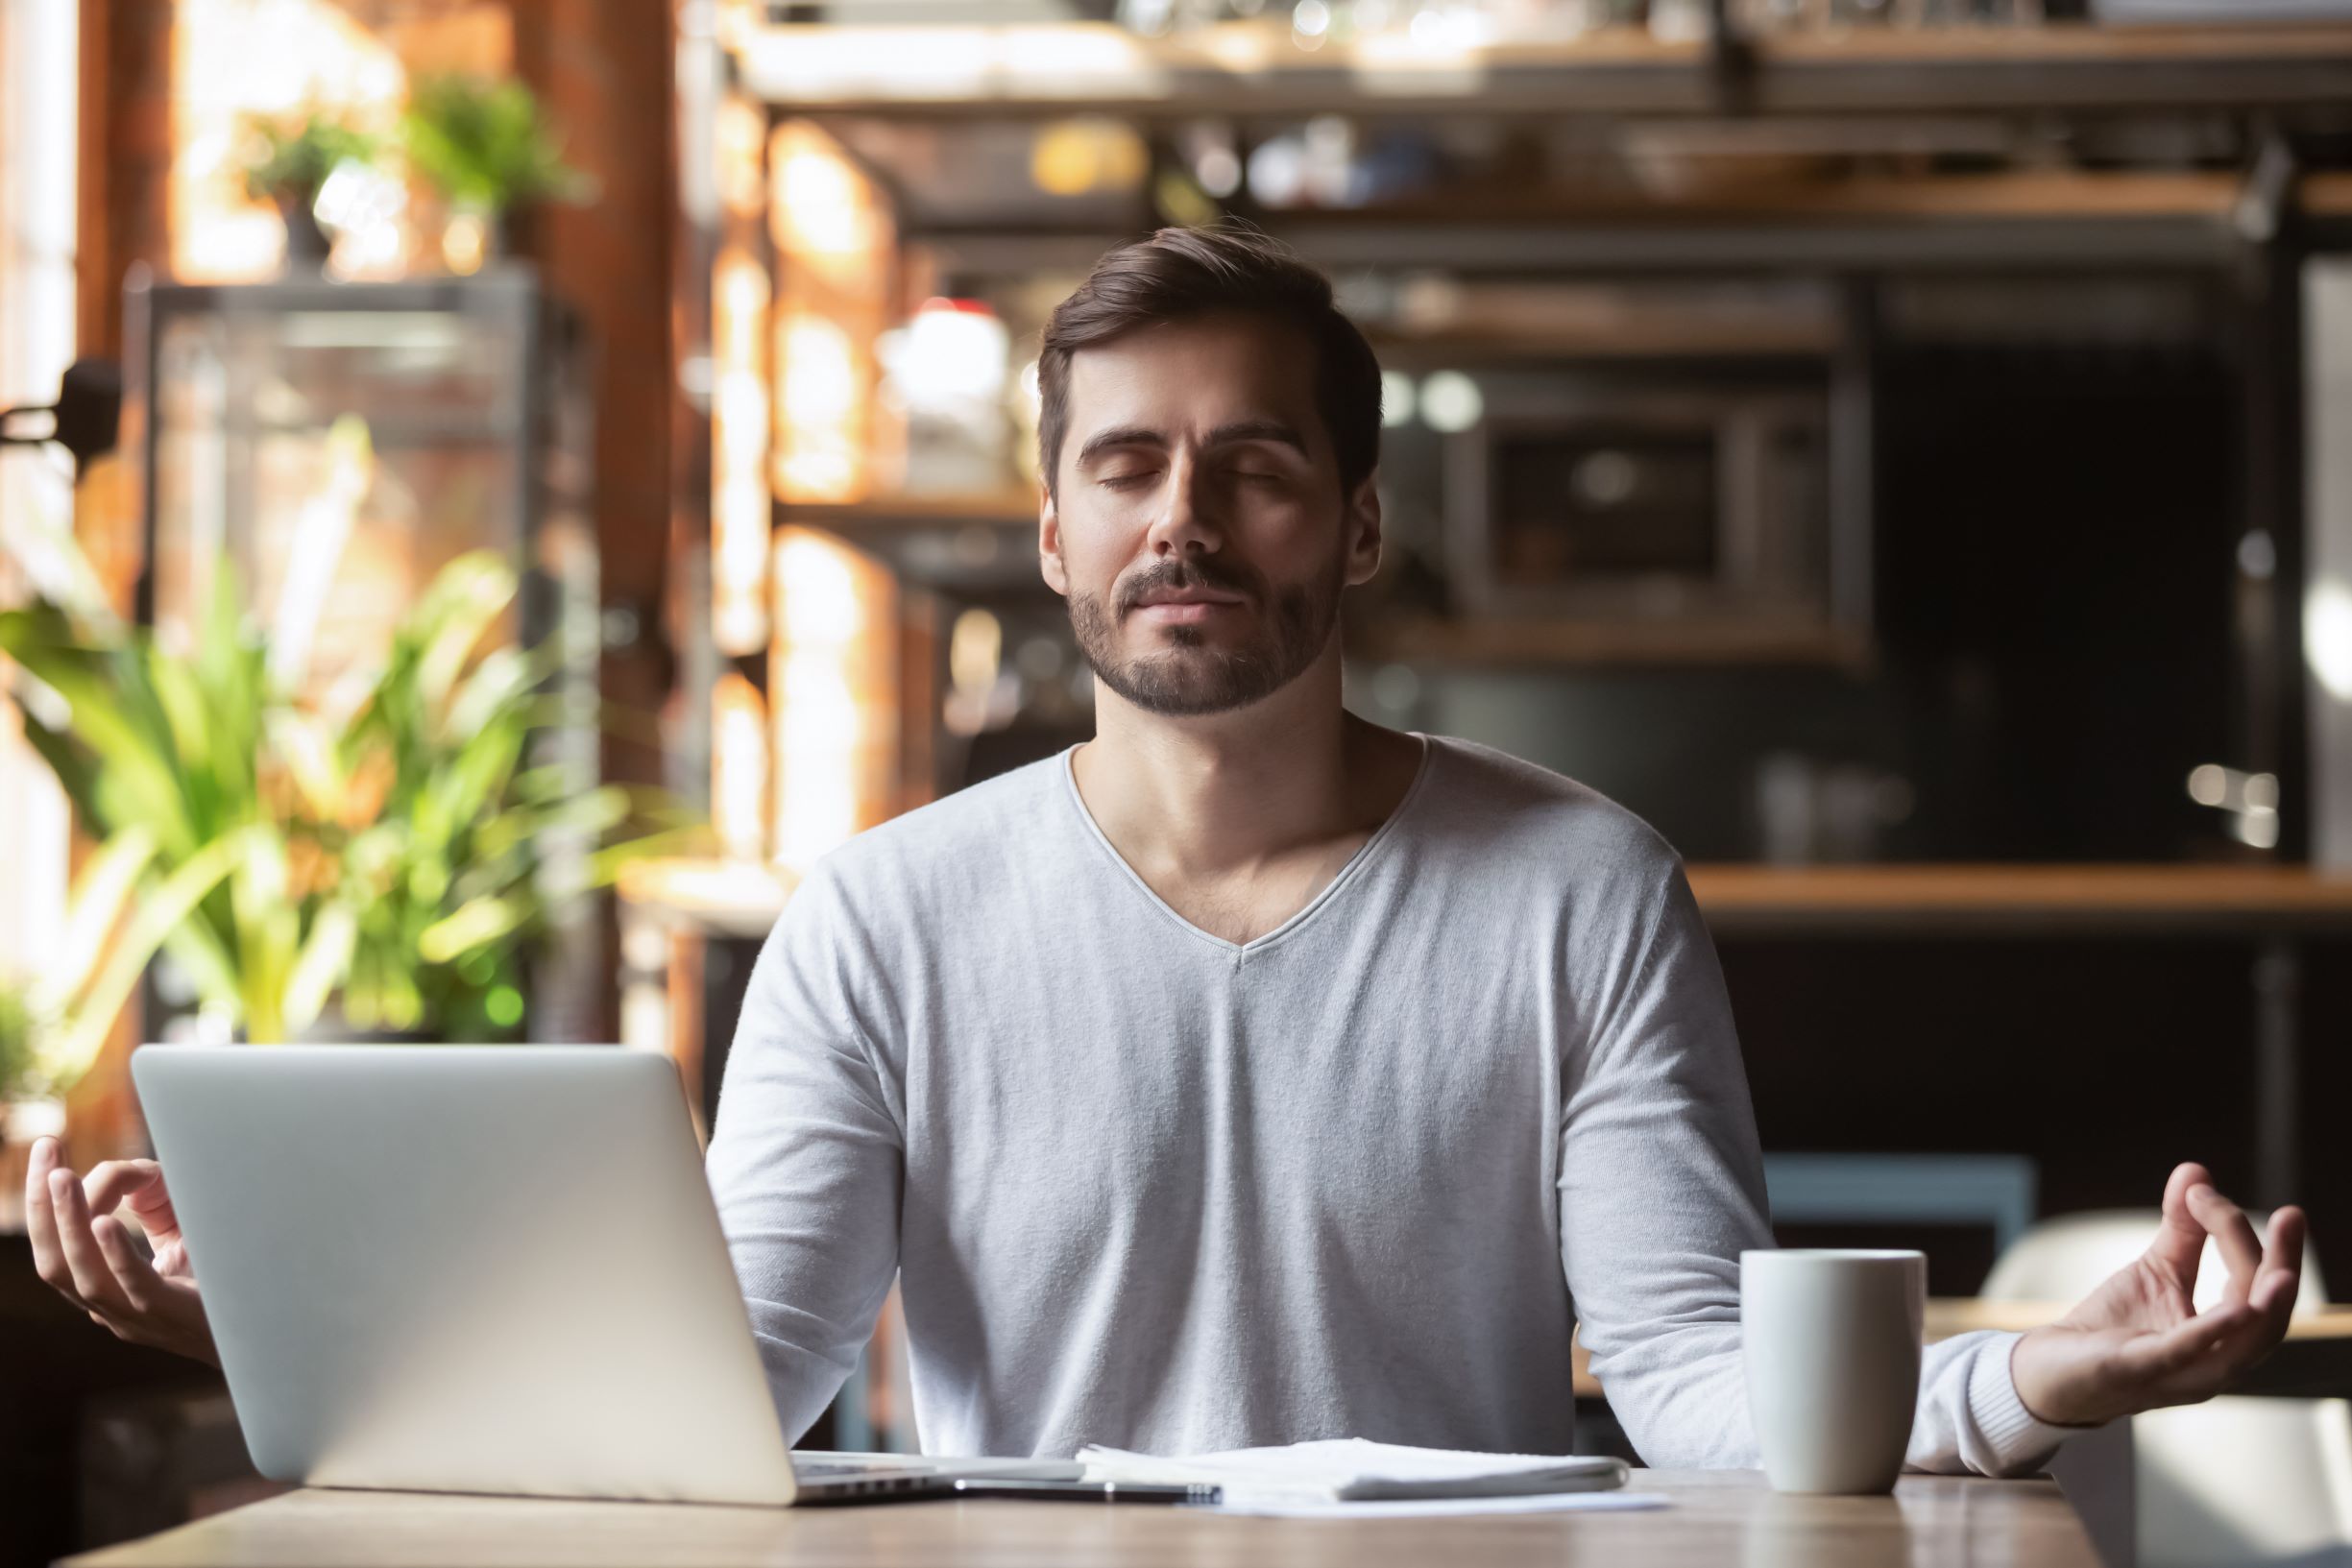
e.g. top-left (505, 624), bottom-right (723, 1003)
top-left (1115, 558), bottom-right (1261, 617)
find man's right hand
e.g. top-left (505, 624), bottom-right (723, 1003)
top-left (26, 1135), bottom-right (217, 1365)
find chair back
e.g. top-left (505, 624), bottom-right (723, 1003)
top-left (1982, 1209), bottom-right (2326, 1315)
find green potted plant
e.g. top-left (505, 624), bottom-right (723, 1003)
top-left (401, 74), bottom-right (594, 269)
top-left (0, 525), bottom-right (697, 1048)
top-left (239, 110), bottom-right (381, 270)
top-left (284, 551), bottom-right (697, 1039)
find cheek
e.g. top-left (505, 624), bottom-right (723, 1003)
top-left (1056, 489), bottom-right (1169, 574)
top-left (1248, 500), bottom-right (1346, 576)
top-left (1054, 525), bottom-right (1130, 603)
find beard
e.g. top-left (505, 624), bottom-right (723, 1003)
top-left (1068, 552), bottom-right (1343, 718)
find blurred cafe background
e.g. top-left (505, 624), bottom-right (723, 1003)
top-left (6, 0), bottom-right (2352, 1562)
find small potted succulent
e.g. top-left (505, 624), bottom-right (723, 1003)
top-left (240, 110), bottom-right (381, 270)
top-left (401, 75), bottom-right (593, 271)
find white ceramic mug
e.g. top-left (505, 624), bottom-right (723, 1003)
top-left (1741, 1248), bottom-right (1926, 1494)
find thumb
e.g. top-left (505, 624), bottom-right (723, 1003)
top-left (120, 1167), bottom-right (185, 1249)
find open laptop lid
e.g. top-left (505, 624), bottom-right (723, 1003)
top-left (131, 1044), bottom-right (803, 1506)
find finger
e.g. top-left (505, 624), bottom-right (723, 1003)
top-left (25, 1140), bottom-right (85, 1309)
top-left (2188, 1184), bottom-right (2266, 1308)
top-left (48, 1168), bottom-right (133, 1316)
top-left (2237, 1275), bottom-right (2301, 1376)
top-left (2196, 1305), bottom-right (2295, 1392)
top-left (2148, 1305), bottom-right (2292, 1407)
top-left (117, 1167), bottom-right (183, 1250)
top-left (96, 1218), bottom-right (212, 1364)
top-left (2255, 1206), bottom-right (2308, 1313)
top-left (2114, 1302), bottom-right (2255, 1385)
top-left (91, 1215), bottom-right (168, 1315)
top-left (83, 1160), bottom-right (183, 1252)
top-left (83, 1159), bottom-right (163, 1218)
top-left (2148, 1163), bottom-right (2217, 1279)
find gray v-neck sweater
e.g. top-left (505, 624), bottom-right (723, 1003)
top-left (706, 734), bottom-right (2065, 1472)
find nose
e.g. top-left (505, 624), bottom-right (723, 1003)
top-left (1144, 446), bottom-right (1221, 561)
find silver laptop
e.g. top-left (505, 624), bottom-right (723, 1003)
top-left (131, 1044), bottom-right (1079, 1507)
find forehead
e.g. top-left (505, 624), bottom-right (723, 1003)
top-left (1062, 312), bottom-right (1322, 447)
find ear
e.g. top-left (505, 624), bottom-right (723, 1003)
top-left (1342, 469), bottom-right (1383, 589)
top-left (1038, 484), bottom-right (1069, 598)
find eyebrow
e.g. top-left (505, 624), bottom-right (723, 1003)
top-left (1073, 419), bottom-right (1311, 468)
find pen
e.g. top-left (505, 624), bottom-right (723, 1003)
top-left (951, 1478), bottom-right (1222, 1506)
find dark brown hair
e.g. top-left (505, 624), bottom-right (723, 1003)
top-left (1037, 225), bottom-right (1383, 501)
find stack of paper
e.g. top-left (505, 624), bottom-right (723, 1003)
top-left (1076, 1437), bottom-right (1631, 1508)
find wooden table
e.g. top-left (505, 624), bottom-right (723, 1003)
top-left (1928, 1300), bottom-right (2352, 1401)
top-left (60, 1470), bottom-right (2098, 1568)
top-left (1565, 1299), bottom-right (2352, 1402)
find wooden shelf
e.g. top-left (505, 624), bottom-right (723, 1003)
top-left (1304, 169), bottom-right (2248, 227)
top-left (913, 168), bottom-right (2344, 277)
top-left (618, 856), bottom-right (2352, 942)
top-left (735, 18), bottom-right (2352, 120)
top-left (1688, 862), bottom-right (2352, 937)
top-left (1262, 171), bottom-right (2287, 271)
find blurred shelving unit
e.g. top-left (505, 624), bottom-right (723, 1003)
top-left (686, 4), bottom-right (2352, 762)
top-left (658, 8), bottom-right (2352, 1313)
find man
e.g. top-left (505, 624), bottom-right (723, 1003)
top-left (29, 227), bottom-right (2306, 1474)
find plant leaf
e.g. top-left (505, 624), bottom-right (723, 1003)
top-left (283, 902), bottom-right (358, 1035)
top-left (28, 827), bottom-right (158, 1025)
top-left (39, 831), bottom-right (255, 1089)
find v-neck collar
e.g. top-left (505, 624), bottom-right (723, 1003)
top-left (1056, 732), bottom-right (1438, 958)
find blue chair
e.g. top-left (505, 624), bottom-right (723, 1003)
top-left (1762, 1151), bottom-right (2040, 1255)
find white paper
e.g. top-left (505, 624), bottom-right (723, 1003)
top-left (1077, 1436), bottom-right (1629, 1505)
top-left (1209, 1492), bottom-right (1670, 1520)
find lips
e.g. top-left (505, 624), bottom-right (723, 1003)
top-left (1134, 591), bottom-right (1244, 610)
top-left (1134, 599), bottom-right (1238, 624)
top-left (1127, 588), bottom-right (1246, 628)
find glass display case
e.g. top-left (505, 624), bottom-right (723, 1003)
top-left (123, 265), bottom-right (604, 1039)
top-left (126, 267), bottom-right (594, 696)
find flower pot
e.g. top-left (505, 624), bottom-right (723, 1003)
top-left (439, 204), bottom-right (524, 275)
top-left (289, 1006), bottom-right (432, 1047)
top-left (274, 190), bottom-right (331, 272)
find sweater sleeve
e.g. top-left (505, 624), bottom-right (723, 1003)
top-left (704, 863), bottom-right (905, 1445)
top-left (1558, 860), bottom-right (2073, 1476)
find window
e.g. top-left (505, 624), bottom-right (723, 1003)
top-left (0, 0), bottom-right (79, 980)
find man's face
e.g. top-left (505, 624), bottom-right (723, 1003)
top-left (1041, 310), bottom-right (1379, 718)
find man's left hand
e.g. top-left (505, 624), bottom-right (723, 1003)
top-left (2009, 1162), bottom-right (2303, 1429)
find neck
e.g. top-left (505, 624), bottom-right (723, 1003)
top-left (1071, 640), bottom-right (1407, 880)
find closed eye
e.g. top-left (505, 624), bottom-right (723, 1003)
top-left (1100, 472), bottom-right (1157, 491)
